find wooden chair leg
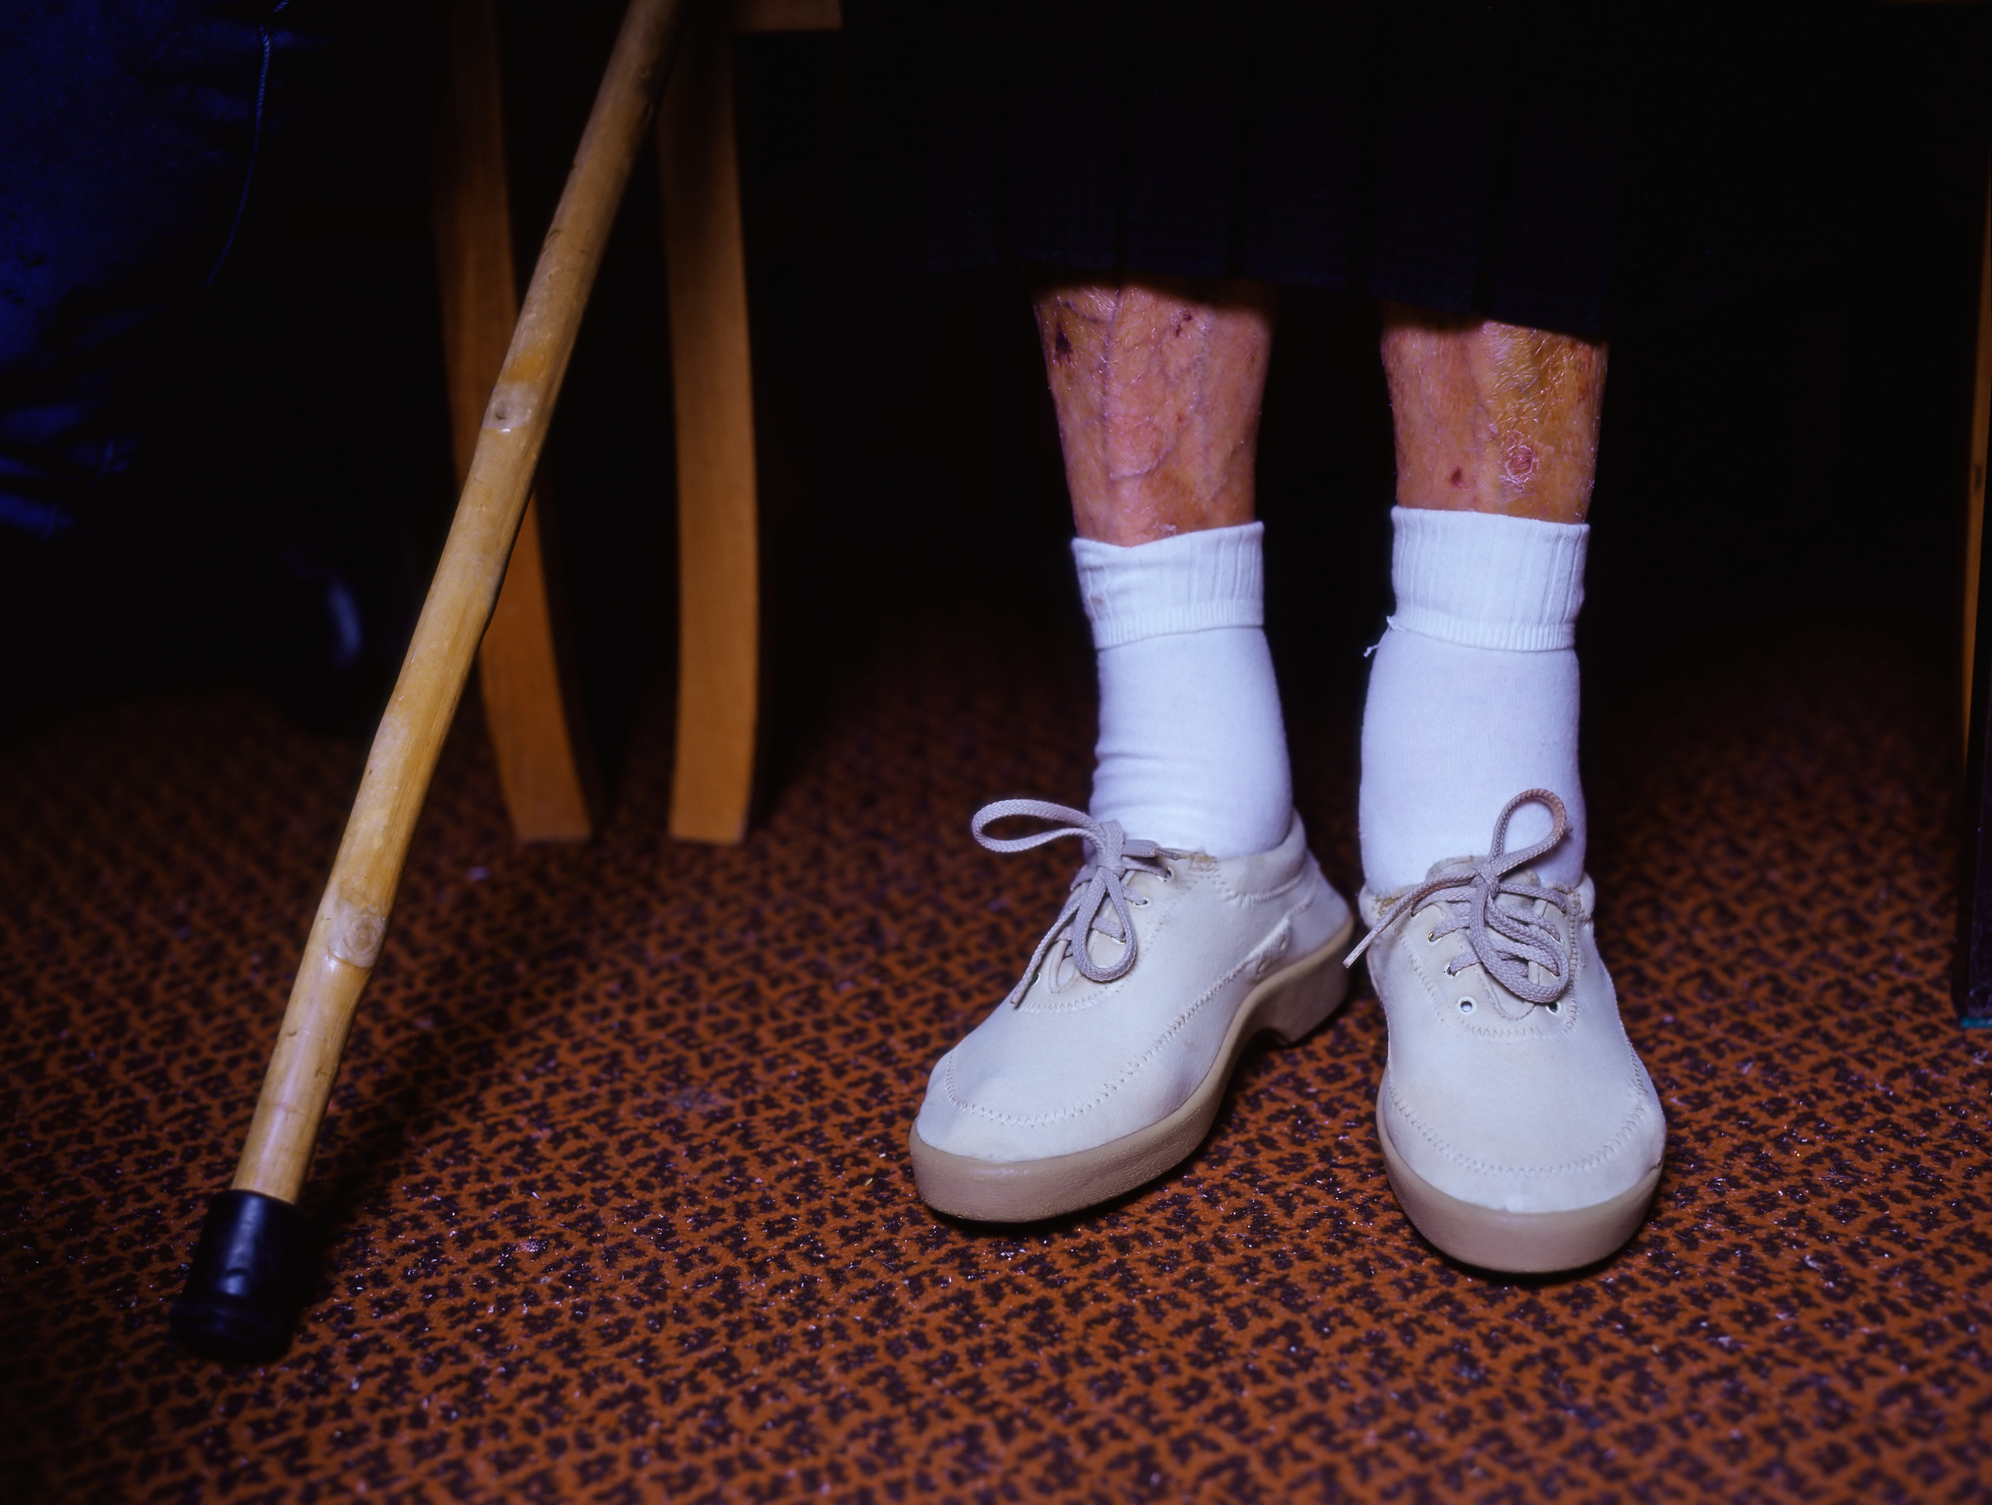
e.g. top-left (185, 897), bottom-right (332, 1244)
top-left (659, 3), bottom-right (760, 845)
top-left (1966, 181), bottom-right (1992, 742)
top-left (1957, 169), bottom-right (1992, 1027)
top-left (431, 0), bottom-right (596, 842)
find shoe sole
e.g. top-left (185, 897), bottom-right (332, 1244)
top-left (909, 914), bottom-right (1354, 1223)
top-left (1376, 1105), bottom-right (1661, 1273)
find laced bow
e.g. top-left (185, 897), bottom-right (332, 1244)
top-left (1344, 789), bottom-right (1577, 1006)
top-left (972, 799), bottom-right (1174, 1007)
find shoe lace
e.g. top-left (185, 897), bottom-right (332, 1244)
top-left (1344, 788), bottom-right (1577, 1006)
top-left (972, 798), bottom-right (1175, 1008)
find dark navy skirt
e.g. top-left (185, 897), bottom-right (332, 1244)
top-left (842, 1), bottom-right (1878, 341)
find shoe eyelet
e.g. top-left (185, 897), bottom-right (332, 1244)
top-left (1131, 897), bottom-right (1149, 907)
top-left (1457, 997), bottom-right (1476, 1014)
top-left (1545, 1000), bottom-right (1561, 1014)
top-left (1425, 931), bottom-right (1436, 944)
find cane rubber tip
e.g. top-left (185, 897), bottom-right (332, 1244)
top-left (170, 1190), bottom-right (304, 1362)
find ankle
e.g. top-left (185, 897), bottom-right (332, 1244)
top-left (1359, 507), bottom-right (1589, 891)
top-left (1075, 524), bottom-right (1292, 857)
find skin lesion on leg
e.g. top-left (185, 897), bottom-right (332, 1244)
top-left (1380, 301), bottom-right (1609, 524)
top-left (1035, 275), bottom-right (1277, 546)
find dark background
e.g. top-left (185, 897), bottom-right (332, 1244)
top-left (6, 22), bottom-right (1992, 1496)
top-left (3, 1), bottom-right (1988, 815)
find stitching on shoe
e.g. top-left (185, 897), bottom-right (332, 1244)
top-left (1368, 858), bottom-right (1654, 1182)
top-left (944, 939), bottom-right (1259, 1126)
top-left (1027, 873), bottom-right (1317, 1015)
top-left (941, 904), bottom-right (1314, 1129)
top-left (1212, 862), bottom-right (1313, 906)
top-left (1207, 819), bottom-right (1314, 905)
top-left (1383, 1056), bottom-right (1658, 1179)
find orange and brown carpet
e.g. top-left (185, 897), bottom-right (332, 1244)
top-left (4, 609), bottom-right (1989, 1503)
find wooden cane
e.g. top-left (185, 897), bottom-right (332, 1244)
top-left (171, 0), bottom-right (692, 1361)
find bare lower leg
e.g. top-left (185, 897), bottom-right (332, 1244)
top-left (1035, 276), bottom-right (1277, 544)
top-left (1380, 302), bottom-right (1608, 522)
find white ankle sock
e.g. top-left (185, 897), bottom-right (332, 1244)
top-left (1359, 506), bottom-right (1589, 892)
top-left (1073, 522), bottom-right (1292, 857)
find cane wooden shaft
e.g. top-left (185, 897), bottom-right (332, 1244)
top-left (233, 0), bottom-right (689, 1201)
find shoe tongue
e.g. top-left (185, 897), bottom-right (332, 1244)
top-left (1409, 860), bottom-right (1552, 938)
top-left (1085, 923), bottom-right (1130, 970)
top-left (1497, 865), bottom-right (1546, 904)
top-left (1419, 854), bottom-right (1546, 889)
top-left (1049, 920), bottom-right (1129, 990)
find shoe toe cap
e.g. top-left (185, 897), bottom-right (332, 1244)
top-left (914, 996), bottom-right (1212, 1163)
top-left (913, 1051), bottom-right (1018, 1161)
top-left (1381, 1053), bottom-right (1666, 1215)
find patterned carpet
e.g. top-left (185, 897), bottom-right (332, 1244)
top-left (3, 607), bottom-right (1989, 1504)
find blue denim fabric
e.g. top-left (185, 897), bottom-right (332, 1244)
top-left (0, 1), bottom-right (331, 537)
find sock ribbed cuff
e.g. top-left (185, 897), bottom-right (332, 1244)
top-left (1388, 506), bottom-right (1588, 652)
top-left (1071, 522), bottom-right (1264, 650)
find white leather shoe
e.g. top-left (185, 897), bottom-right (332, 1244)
top-left (911, 799), bottom-right (1354, 1222)
top-left (1348, 788), bottom-right (1666, 1272)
